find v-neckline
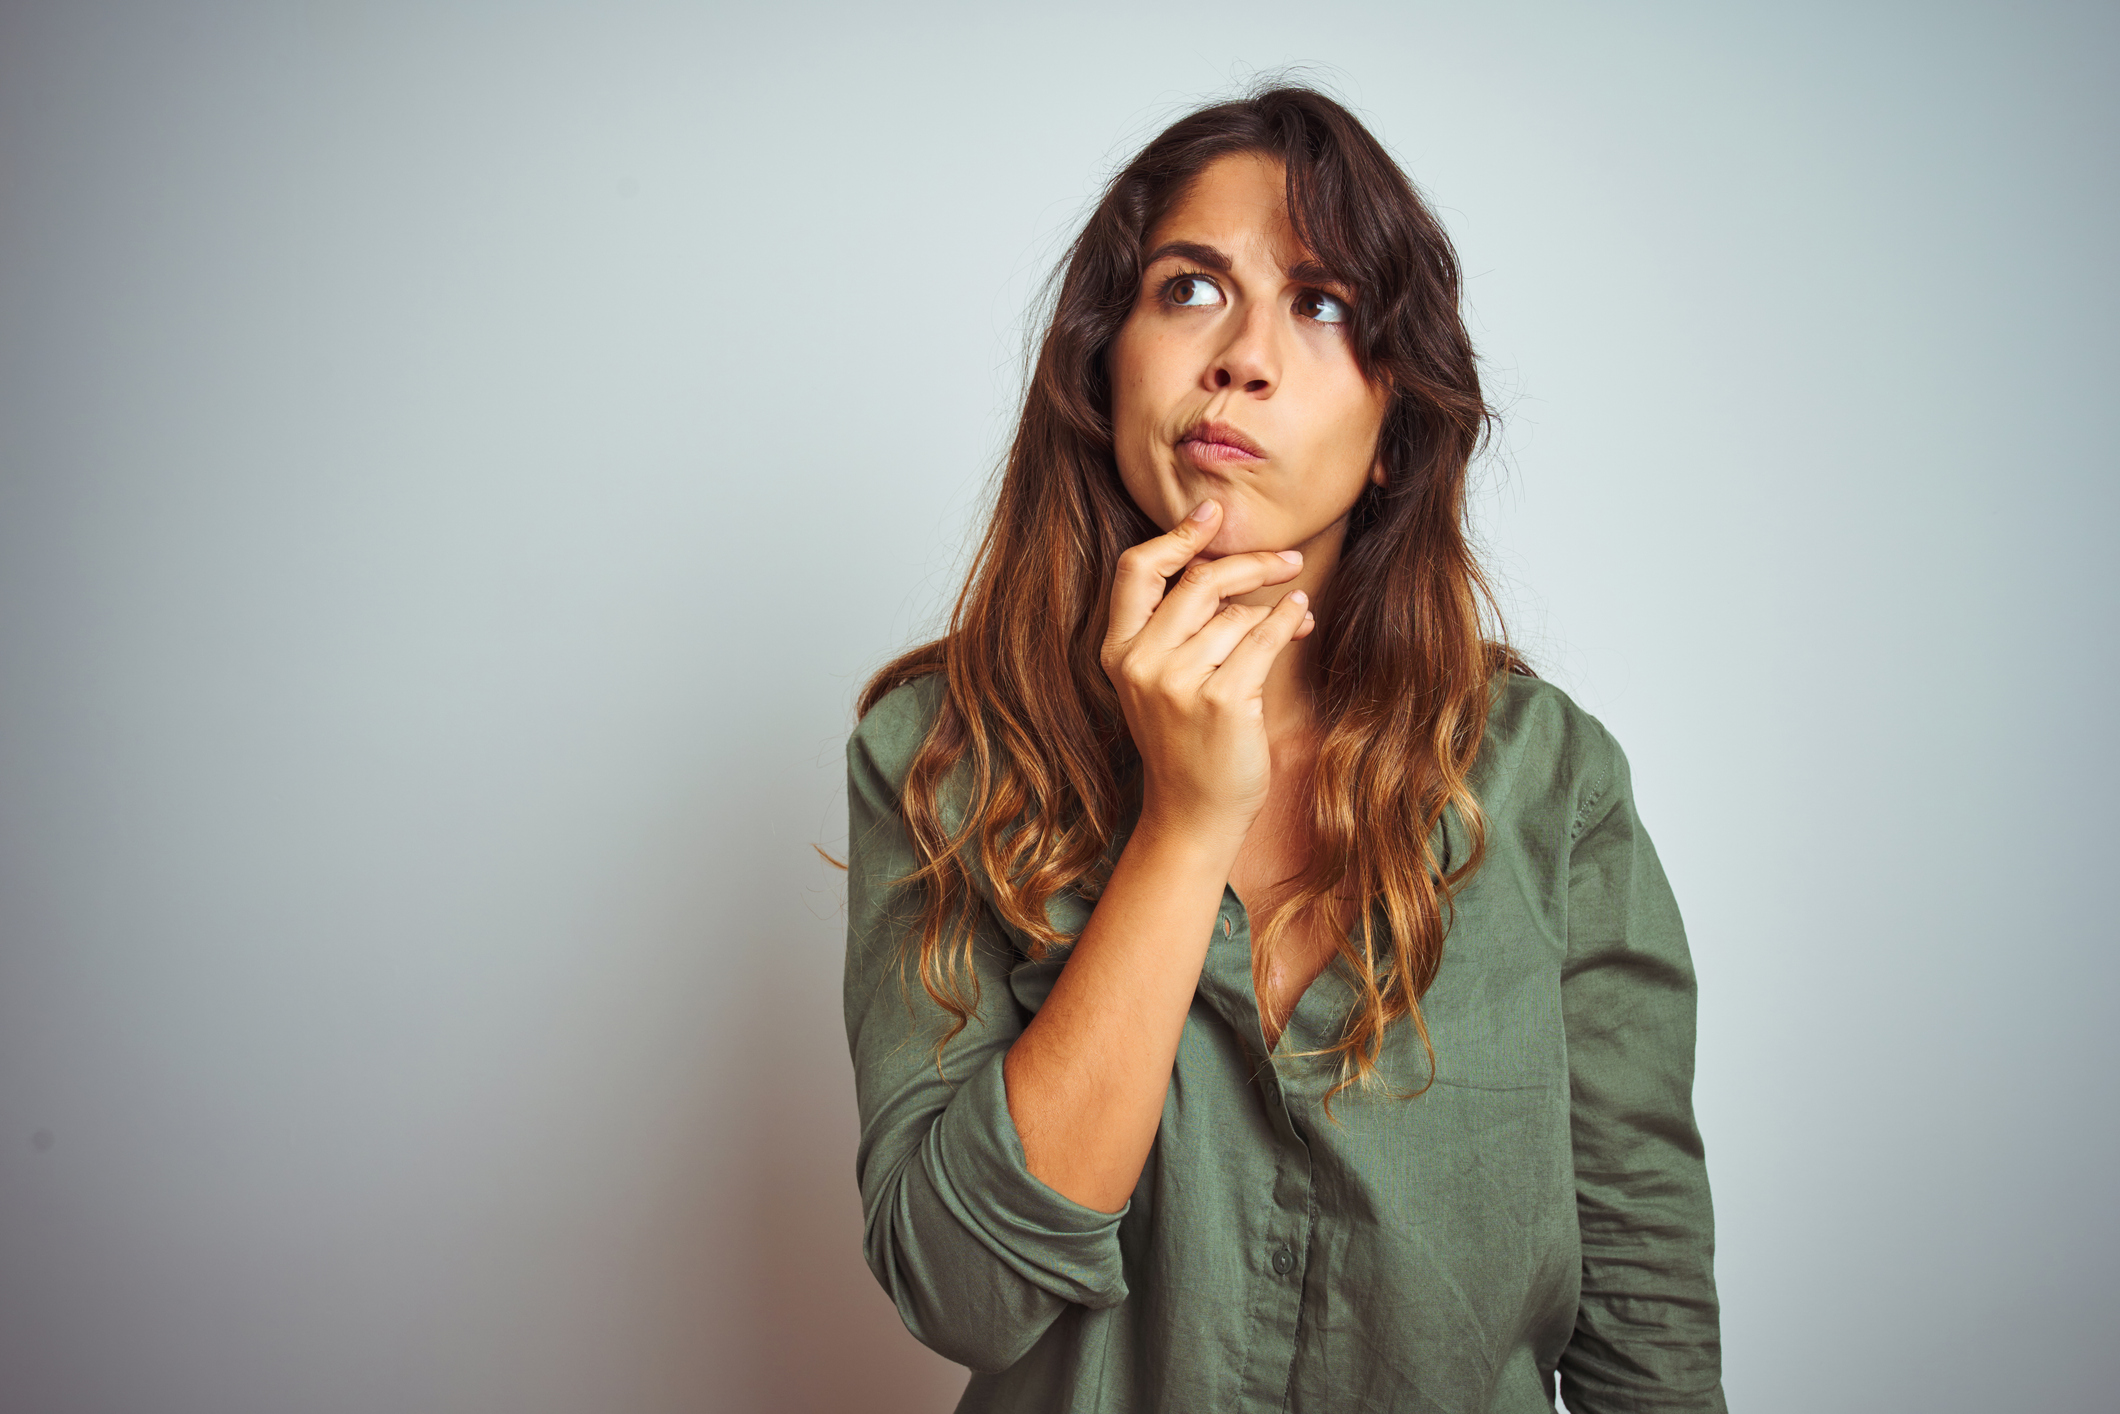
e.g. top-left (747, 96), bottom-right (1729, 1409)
top-left (1225, 883), bottom-right (1345, 1055)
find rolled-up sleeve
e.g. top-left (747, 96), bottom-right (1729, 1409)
top-left (1557, 729), bottom-right (1727, 1413)
top-left (843, 680), bottom-right (1128, 1374)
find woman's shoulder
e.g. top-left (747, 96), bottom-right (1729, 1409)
top-left (1477, 669), bottom-right (1634, 817)
top-left (847, 671), bottom-right (949, 791)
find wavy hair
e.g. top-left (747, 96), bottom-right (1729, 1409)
top-left (846, 83), bottom-right (1528, 1114)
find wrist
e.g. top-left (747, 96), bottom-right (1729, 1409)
top-left (1128, 802), bottom-right (1250, 873)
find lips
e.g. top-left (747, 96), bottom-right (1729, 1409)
top-left (1177, 419), bottom-right (1267, 465)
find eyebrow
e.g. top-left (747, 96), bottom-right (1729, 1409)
top-left (1142, 240), bottom-right (1233, 274)
top-left (1287, 258), bottom-right (1346, 290)
top-left (1141, 241), bottom-right (1352, 293)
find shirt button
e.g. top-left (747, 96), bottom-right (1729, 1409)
top-left (1271, 1244), bottom-right (1295, 1275)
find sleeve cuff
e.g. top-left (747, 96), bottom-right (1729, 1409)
top-left (921, 1048), bottom-right (1131, 1309)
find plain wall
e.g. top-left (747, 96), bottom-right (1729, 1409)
top-left (1, 2), bottom-right (2113, 1410)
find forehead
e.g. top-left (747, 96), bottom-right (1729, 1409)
top-left (1145, 152), bottom-right (1306, 266)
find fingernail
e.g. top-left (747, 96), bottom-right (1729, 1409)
top-left (1290, 590), bottom-right (1308, 605)
top-left (1278, 550), bottom-right (1302, 564)
top-left (1189, 500), bottom-right (1217, 522)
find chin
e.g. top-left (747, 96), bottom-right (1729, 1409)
top-left (1201, 501), bottom-right (1268, 555)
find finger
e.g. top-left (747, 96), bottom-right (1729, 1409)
top-left (1106, 499), bottom-right (1224, 647)
top-left (1135, 549), bottom-right (1305, 656)
top-left (1171, 595), bottom-right (1316, 686)
top-left (1163, 598), bottom-right (1277, 681)
top-left (1205, 589), bottom-right (1312, 700)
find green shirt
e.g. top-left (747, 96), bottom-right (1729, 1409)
top-left (843, 670), bottom-right (1725, 1413)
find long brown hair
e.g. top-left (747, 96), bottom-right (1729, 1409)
top-left (848, 83), bottom-right (1528, 1113)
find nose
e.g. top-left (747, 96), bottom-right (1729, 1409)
top-left (1206, 302), bottom-right (1277, 396)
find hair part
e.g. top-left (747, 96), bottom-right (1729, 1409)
top-left (853, 82), bottom-right (1529, 1117)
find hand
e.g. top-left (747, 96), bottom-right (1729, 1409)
top-left (1100, 499), bottom-right (1315, 844)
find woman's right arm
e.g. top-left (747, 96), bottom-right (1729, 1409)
top-left (844, 500), bottom-right (1309, 1365)
top-left (845, 683), bottom-right (1129, 1372)
top-left (1002, 498), bottom-right (1313, 1212)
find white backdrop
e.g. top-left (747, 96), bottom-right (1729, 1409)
top-left (1, 2), bottom-right (2113, 1411)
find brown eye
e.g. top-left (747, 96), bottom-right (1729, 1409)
top-left (1167, 275), bottom-right (1225, 308)
top-left (1296, 290), bottom-right (1350, 324)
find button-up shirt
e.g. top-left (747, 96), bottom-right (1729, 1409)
top-left (843, 670), bottom-right (1725, 1412)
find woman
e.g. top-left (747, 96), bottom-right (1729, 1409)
top-left (840, 86), bottom-right (1724, 1413)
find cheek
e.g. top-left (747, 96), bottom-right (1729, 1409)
top-left (1338, 396), bottom-right (1387, 460)
top-left (1107, 342), bottom-right (1141, 424)
top-left (1108, 327), bottom-right (1164, 427)
top-left (1292, 331), bottom-right (1383, 430)
top-left (1322, 365), bottom-right (1388, 454)
top-left (1297, 376), bottom-right (1389, 501)
top-left (1105, 325), bottom-right (1165, 488)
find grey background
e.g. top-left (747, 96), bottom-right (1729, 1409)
top-left (1, 2), bottom-right (2113, 1411)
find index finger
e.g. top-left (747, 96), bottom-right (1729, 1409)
top-left (1107, 499), bottom-right (1221, 645)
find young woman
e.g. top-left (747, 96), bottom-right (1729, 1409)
top-left (840, 86), bottom-right (1725, 1413)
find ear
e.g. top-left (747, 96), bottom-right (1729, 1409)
top-left (1369, 458), bottom-right (1388, 490)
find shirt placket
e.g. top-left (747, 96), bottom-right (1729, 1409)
top-left (1198, 886), bottom-right (1317, 1414)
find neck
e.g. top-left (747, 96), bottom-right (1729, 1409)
top-left (1234, 511), bottom-right (1348, 749)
